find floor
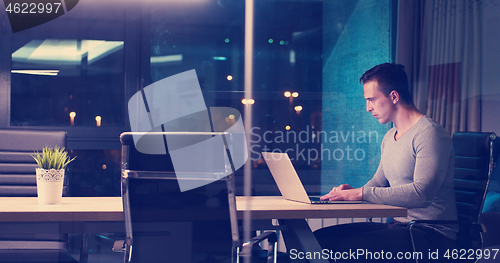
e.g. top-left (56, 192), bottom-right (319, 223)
top-left (69, 234), bottom-right (293, 263)
top-left (69, 233), bottom-right (238, 263)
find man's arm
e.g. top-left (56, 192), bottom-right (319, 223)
top-left (363, 162), bottom-right (389, 188)
top-left (362, 126), bottom-right (453, 208)
top-left (320, 133), bottom-right (389, 201)
top-left (320, 185), bottom-right (363, 201)
top-left (321, 154), bottom-right (389, 201)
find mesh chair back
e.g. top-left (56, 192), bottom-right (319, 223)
top-left (120, 132), bottom-right (238, 263)
top-left (120, 132), bottom-right (175, 172)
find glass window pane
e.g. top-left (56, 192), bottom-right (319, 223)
top-left (321, 0), bottom-right (393, 192)
top-left (147, 0), bottom-right (394, 195)
top-left (10, 14), bottom-right (125, 127)
top-left (69, 149), bottom-right (121, 197)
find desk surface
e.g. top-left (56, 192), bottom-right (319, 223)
top-left (0, 197), bottom-right (123, 222)
top-left (236, 196), bottom-right (407, 219)
top-left (0, 196), bottom-right (406, 222)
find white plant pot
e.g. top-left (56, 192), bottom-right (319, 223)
top-left (36, 168), bottom-right (64, 205)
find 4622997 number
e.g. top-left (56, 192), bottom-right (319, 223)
top-left (443, 248), bottom-right (499, 260)
top-left (5, 2), bottom-right (62, 14)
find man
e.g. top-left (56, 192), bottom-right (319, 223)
top-left (314, 63), bottom-right (457, 262)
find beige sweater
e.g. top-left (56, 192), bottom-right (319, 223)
top-left (363, 116), bottom-right (458, 240)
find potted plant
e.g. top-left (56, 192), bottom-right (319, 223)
top-left (32, 146), bottom-right (76, 205)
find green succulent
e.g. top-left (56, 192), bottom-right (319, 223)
top-left (31, 145), bottom-right (76, 170)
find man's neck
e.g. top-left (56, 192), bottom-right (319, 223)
top-left (393, 104), bottom-right (424, 140)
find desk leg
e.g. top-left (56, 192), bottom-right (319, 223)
top-left (79, 233), bottom-right (89, 263)
top-left (279, 219), bottom-right (329, 263)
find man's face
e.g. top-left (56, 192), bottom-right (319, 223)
top-left (363, 81), bottom-right (396, 124)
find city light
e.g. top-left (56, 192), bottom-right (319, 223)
top-left (285, 125), bottom-right (291, 130)
top-left (95, 116), bottom-right (101, 127)
top-left (284, 91), bottom-right (291, 97)
top-left (227, 75), bottom-right (233, 81)
top-left (294, 105), bottom-right (303, 112)
top-left (292, 92), bottom-right (299, 97)
top-left (242, 99), bottom-right (255, 105)
top-left (69, 112), bottom-right (76, 126)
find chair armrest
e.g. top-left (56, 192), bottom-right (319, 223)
top-left (409, 220), bottom-right (485, 232)
top-left (241, 231), bottom-right (278, 259)
top-left (480, 213), bottom-right (500, 247)
top-left (112, 240), bottom-right (126, 252)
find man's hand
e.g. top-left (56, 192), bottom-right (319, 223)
top-left (327, 184), bottom-right (354, 192)
top-left (320, 184), bottom-right (363, 201)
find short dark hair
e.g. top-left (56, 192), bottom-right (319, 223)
top-left (359, 63), bottom-right (413, 104)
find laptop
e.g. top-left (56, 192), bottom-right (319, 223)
top-left (262, 152), bottom-right (363, 204)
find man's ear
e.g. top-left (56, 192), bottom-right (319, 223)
top-left (390, 91), bottom-right (400, 104)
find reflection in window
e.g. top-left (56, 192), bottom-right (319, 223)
top-left (69, 149), bottom-right (121, 197)
top-left (149, 0), bottom-right (323, 195)
top-left (146, 1), bottom-right (394, 195)
top-left (3, 0), bottom-right (395, 196)
top-left (10, 39), bottom-right (125, 127)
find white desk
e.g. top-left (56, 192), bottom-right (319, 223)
top-left (0, 196), bottom-right (407, 263)
top-left (237, 196), bottom-right (407, 263)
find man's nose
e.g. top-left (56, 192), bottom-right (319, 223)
top-left (366, 102), bottom-right (373, 112)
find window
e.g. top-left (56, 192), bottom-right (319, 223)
top-left (10, 11), bottom-right (125, 127)
top-left (0, 0), bottom-right (395, 196)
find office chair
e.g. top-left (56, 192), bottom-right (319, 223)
top-left (0, 129), bottom-right (77, 263)
top-left (120, 132), bottom-right (277, 263)
top-left (409, 132), bottom-right (500, 262)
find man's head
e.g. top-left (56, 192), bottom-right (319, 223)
top-left (360, 63), bottom-right (412, 104)
top-left (360, 63), bottom-right (412, 124)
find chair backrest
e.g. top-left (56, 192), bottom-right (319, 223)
top-left (120, 132), bottom-right (239, 263)
top-left (0, 129), bottom-right (68, 196)
top-left (0, 129), bottom-right (73, 259)
top-left (120, 132), bottom-right (175, 172)
top-left (452, 132), bottom-right (500, 249)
